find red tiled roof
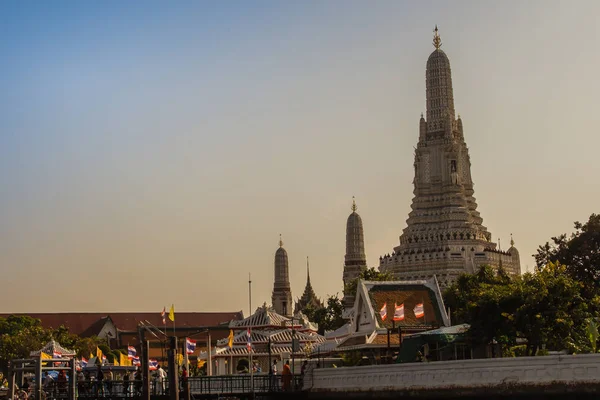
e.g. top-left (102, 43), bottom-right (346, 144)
top-left (0, 312), bottom-right (244, 336)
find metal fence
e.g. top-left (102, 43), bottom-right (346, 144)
top-left (11, 375), bottom-right (304, 400)
top-left (188, 375), bottom-right (303, 395)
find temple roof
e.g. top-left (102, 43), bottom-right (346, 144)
top-left (30, 340), bottom-right (76, 357)
top-left (294, 257), bottom-right (323, 314)
top-left (230, 304), bottom-right (301, 329)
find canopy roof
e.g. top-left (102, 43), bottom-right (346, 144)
top-left (30, 340), bottom-right (76, 357)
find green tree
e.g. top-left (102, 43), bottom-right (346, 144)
top-left (311, 295), bottom-right (345, 335)
top-left (515, 262), bottom-right (593, 355)
top-left (534, 214), bottom-right (600, 294)
top-left (444, 265), bottom-right (520, 351)
top-left (0, 315), bottom-right (51, 372)
top-left (344, 267), bottom-right (393, 301)
top-left (73, 336), bottom-right (105, 358)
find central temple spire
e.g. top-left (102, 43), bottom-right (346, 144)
top-left (433, 25), bottom-right (442, 49)
top-left (425, 26), bottom-right (455, 130)
top-left (379, 28), bottom-right (520, 287)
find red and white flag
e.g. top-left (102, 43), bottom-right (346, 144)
top-left (379, 303), bottom-right (387, 321)
top-left (413, 303), bottom-right (425, 319)
top-left (246, 328), bottom-right (252, 352)
top-left (393, 303), bottom-right (405, 321)
top-left (161, 307), bottom-right (166, 324)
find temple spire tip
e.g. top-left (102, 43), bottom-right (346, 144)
top-left (433, 25), bottom-right (442, 49)
top-left (352, 196), bottom-right (357, 212)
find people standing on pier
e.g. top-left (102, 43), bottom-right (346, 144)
top-left (96, 365), bottom-right (105, 396)
top-left (123, 369), bottom-right (131, 397)
top-left (105, 368), bottom-right (113, 395)
top-left (282, 360), bottom-right (292, 392)
top-left (269, 360), bottom-right (278, 391)
top-left (134, 369), bottom-right (142, 396)
top-left (156, 364), bottom-right (166, 395)
top-left (57, 370), bottom-right (67, 396)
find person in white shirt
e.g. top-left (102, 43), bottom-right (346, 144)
top-left (156, 365), bottom-right (167, 395)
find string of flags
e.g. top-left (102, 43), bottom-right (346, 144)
top-left (246, 328), bottom-right (252, 352)
top-left (394, 303), bottom-right (405, 321)
top-left (414, 303), bottom-right (425, 319)
top-left (380, 303), bottom-right (387, 321)
top-left (380, 302), bottom-right (426, 321)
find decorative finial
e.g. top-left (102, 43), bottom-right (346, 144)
top-left (433, 25), bottom-right (442, 49)
top-left (498, 238), bottom-right (501, 251)
top-left (352, 196), bottom-right (357, 212)
top-left (420, 112), bottom-right (424, 119)
top-left (279, 234), bottom-right (283, 247)
top-left (458, 113), bottom-right (461, 119)
top-left (510, 233), bottom-right (514, 247)
top-left (306, 256), bottom-right (310, 282)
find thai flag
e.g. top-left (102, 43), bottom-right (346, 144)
top-left (128, 346), bottom-right (137, 359)
top-left (380, 303), bottom-right (387, 321)
top-left (246, 328), bottom-right (252, 352)
top-left (80, 357), bottom-right (88, 368)
top-left (149, 359), bottom-right (159, 371)
top-left (413, 303), bottom-right (425, 319)
top-left (186, 338), bottom-right (196, 355)
top-left (53, 351), bottom-right (62, 366)
top-left (393, 303), bottom-right (405, 321)
top-left (132, 356), bottom-right (141, 366)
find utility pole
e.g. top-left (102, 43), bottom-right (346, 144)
top-left (168, 336), bottom-right (179, 400)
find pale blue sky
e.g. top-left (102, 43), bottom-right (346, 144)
top-left (1, 1), bottom-right (599, 313)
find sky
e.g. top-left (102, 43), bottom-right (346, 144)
top-left (1, 1), bottom-right (599, 315)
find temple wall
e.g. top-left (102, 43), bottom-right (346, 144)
top-left (306, 354), bottom-right (600, 394)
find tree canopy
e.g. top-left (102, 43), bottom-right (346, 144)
top-left (0, 315), bottom-right (106, 373)
top-left (445, 214), bottom-right (600, 355)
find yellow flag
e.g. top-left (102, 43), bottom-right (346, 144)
top-left (114, 357), bottom-right (119, 366)
top-left (89, 353), bottom-right (94, 360)
top-left (197, 359), bottom-right (206, 368)
top-left (176, 353), bottom-right (183, 366)
top-left (96, 347), bottom-right (103, 360)
top-left (120, 353), bottom-right (129, 367)
top-left (40, 352), bottom-right (51, 366)
top-left (169, 304), bottom-right (175, 322)
top-left (228, 330), bottom-right (234, 349)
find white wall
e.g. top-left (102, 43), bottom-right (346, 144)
top-left (307, 354), bottom-right (600, 392)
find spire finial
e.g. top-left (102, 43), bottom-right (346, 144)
top-left (306, 256), bottom-right (310, 283)
top-left (433, 25), bottom-right (442, 49)
top-left (352, 196), bottom-right (357, 212)
top-left (279, 234), bottom-right (283, 248)
top-left (510, 233), bottom-right (515, 247)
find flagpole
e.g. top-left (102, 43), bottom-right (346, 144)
top-left (249, 273), bottom-right (254, 394)
top-left (172, 304), bottom-right (176, 337)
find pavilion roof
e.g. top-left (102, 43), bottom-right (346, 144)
top-left (30, 340), bottom-right (76, 357)
top-left (229, 304), bottom-right (299, 329)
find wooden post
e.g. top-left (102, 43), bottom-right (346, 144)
top-left (207, 332), bottom-right (212, 377)
top-left (70, 356), bottom-right (77, 400)
top-left (168, 336), bottom-right (179, 400)
top-left (8, 363), bottom-right (15, 400)
top-left (36, 356), bottom-right (42, 400)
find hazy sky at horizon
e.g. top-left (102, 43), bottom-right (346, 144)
top-left (1, 1), bottom-right (599, 315)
